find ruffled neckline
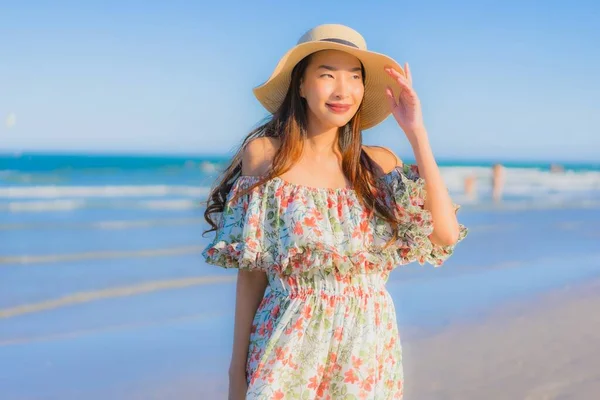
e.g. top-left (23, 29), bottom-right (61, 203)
top-left (238, 175), bottom-right (354, 194)
top-left (203, 162), bottom-right (467, 276)
top-left (235, 164), bottom-right (416, 195)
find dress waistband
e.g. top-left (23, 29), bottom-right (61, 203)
top-left (267, 273), bottom-right (387, 298)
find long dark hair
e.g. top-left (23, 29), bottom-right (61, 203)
top-left (203, 52), bottom-right (401, 243)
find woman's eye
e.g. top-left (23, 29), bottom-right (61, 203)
top-left (353, 74), bottom-right (361, 79)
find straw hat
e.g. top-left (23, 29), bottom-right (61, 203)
top-left (253, 24), bottom-right (405, 130)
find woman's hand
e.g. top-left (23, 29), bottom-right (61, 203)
top-left (384, 63), bottom-right (427, 145)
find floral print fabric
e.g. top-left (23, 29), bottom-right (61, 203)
top-left (203, 164), bottom-right (467, 399)
top-left (246, 273), bottom-right (403, 399)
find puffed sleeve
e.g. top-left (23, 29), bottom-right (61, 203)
top-left (378, 164), bottom-right (468, 266)
top-left (202, 176), bottom-right (269, 271)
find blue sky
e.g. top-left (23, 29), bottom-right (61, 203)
top-left (1, 0), bottom-right (598, 161)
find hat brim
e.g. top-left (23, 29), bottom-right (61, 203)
top-left (253, 41), bottom-right (405, 130)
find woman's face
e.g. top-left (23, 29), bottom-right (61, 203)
top-left (300, 50), bottom-right (364, 130)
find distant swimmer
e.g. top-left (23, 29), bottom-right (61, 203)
top-left (492, 163), bottom-right (505, 202)
top-left (464, 173), bottom-right (477, 200)
top-left (550, 163), bottom-right (564, 173)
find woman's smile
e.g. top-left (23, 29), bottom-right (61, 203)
top-left (325, 102), bottom-right (352, 114)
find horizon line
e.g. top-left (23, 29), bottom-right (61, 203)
top-left (0, 149), bottom-right (597, 166)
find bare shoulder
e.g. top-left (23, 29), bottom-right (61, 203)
top-left (362, 145), bottom-right (403, 176)
top-left (241, 137), bottom-right (280, 176)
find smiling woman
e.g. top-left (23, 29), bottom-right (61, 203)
top-left (300, 52), bottom-right (365, 126)
top-left (202, 23), bottom-right (467, 399)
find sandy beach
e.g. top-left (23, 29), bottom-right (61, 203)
top-left (403, 279), bottom-right (600, 400)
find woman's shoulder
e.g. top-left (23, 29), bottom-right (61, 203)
top-left (362, 145), bottom-right (403, 178)
top-left (240, 139), bottom-right (403, 178)
top-left (242, 137), bottom-right (280, 176)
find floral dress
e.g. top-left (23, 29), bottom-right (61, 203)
top-left (203, 164), bottom-right (468, 399)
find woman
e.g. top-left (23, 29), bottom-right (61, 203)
top-left (203, 24), bottom-right (468, 399)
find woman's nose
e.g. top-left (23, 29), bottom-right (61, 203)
top-left (333, 82), bottom-right (349, 100)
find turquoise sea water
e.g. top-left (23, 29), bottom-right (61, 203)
top-left (2, 152), bottom-right (599, 173)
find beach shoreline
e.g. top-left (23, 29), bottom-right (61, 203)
top-left (402, 278), bottom-right (600, 399)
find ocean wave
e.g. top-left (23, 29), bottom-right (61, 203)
top-left (0, 199), bottom-right (203, 212)
top-left (92, 217), bottom-right (205, 230)
top-left (439, 166), bottom-right (600, 194)
top-left (3, 168), bottom-right (600, 199)
top-left (140, 199), bottom-right (200, 210)
top-left (0, 217), bottom-right (206, 230)
top-left (0, 244), bottom-right (208, 266)
top-left (3, 200), bottom-right (87, 212)
top-left (2, 196), bottom-right (600, 214)
top-left (1, 167), bottom-right (599, 213)
top-left (0, 185), bottom-right (210, 199)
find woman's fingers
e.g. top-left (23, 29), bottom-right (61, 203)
top-left (385, 66), bottom-right (411, 90)
top-left (405, 62), bottom-right (412, 86)
top-left (385, 86), bottom-right (397, 110)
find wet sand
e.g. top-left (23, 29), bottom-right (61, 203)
top-left (403, 279), bottom-right (600, 400)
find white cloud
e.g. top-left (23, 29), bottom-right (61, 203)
top-left (6, 112), bottom-right (17, 129)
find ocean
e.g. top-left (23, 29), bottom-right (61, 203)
top-left (1, 152), bottom-right (599, 398)
top-left (2, 152), bottom-right (599, 215)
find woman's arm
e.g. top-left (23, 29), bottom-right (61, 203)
top-left (228, 270), bottom-right (268, 378)
top-left (408, 130), bottom-right (461, 246)
top-left (228, 137), bottom-right (274, 379)
top-left (383, 63), bottom-right (461, 247)
top-left (364, 142), bottom-right (460, 247)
